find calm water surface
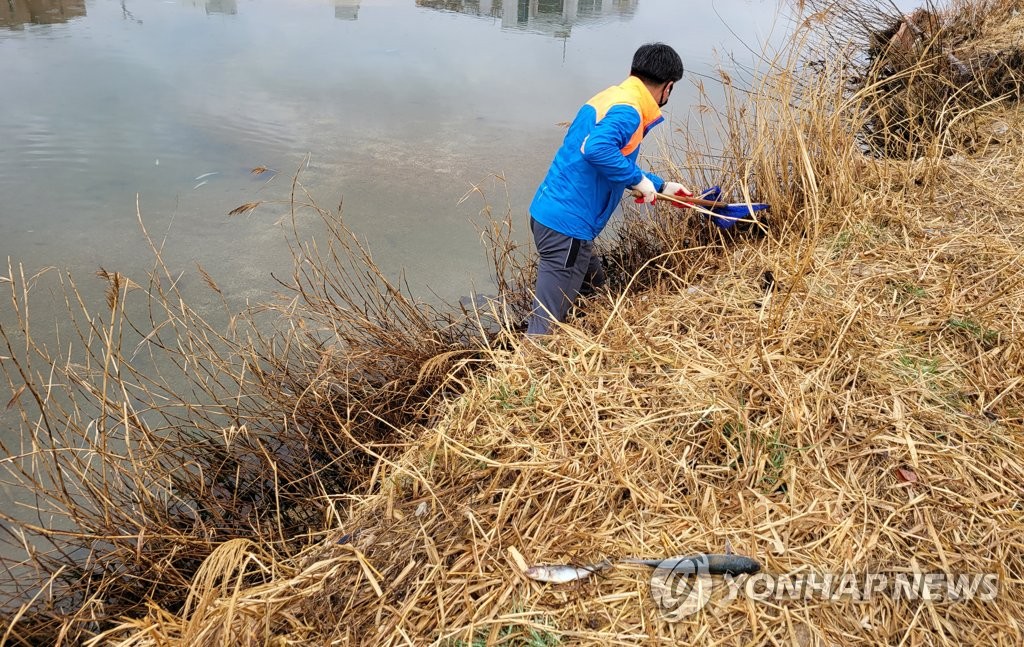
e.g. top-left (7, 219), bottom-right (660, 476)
top-left (1, 0), bottom-right (786, 301)
top-left (0, 0), bottom-right (785, 525)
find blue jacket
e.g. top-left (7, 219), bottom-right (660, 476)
top-left (530, 76), bottom-right (666, 241)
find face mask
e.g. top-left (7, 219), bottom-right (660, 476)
top-left (658, 82), bottom-right (674, 108)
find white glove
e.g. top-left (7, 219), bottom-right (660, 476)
top-left (662, 181), bottom-right (693, 198)
top-left (631, 175), bottom-right (657, 204)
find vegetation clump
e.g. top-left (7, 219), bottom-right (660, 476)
top-left (811, 0), bottom-right (1024, 156)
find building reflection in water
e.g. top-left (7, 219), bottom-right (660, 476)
top-left (176, 0), bottom-right (238, 15)
top-left (205, 0), bottom-right (238, 15)
top-left (0, 0), bottom-right (86, 29)
top-left (414, 0), bottom-right (637, 37)
top-left (335, 0), bottom-right (361, 20)
top-left (173, 0), bottom-right (360, 21)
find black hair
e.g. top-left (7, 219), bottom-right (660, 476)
top-left (630, 43), bottom-right (684, 84)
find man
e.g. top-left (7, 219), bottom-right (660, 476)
top-left (526, 42), bottom-right (691, 336)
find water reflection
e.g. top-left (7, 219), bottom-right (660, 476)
top-left (335, 0), bottom-right (361, 20)
top-left (205, 0), bottom-right (238, 15)
top-left (415, 0), bottom-right (637, 36)
top-left (0, 0), bottom-right (85, 29)
top-left (176, 0), bottom-right (357, 20)
top-left (176, 0), bottom-right (237, 15)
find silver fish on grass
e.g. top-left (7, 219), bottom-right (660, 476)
top-left (524, 559), bottom-right (612, 584)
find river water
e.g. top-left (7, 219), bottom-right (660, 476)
top-left (0, 0), bottom-right (789, 533)
top-left (1, 0), bottom-right (788, 301)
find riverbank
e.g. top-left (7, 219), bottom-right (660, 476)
top-left (3, 1), bottom-right (1024, 645)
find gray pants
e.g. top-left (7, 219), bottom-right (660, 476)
top-left (526, 217), bottom-right (606, 335)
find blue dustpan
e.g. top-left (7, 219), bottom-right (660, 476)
top-left (695, 185), bottom-right (770, 229)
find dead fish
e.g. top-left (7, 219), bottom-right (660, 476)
top-left (621, 553), bottom-right (761, 576)
top-left (524, 559), bottom-right (612, 584)
top-left (192, 180), bottom-right (209, 190)
top-left (194, 172), bottom-right (219, 181)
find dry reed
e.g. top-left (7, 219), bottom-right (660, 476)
top-left (808, 0), bottom-right (1024, 157)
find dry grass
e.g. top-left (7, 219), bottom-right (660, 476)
top-left (0, 186), bottom-right (498, 642)
top-left (808, 0), bottom-right (1024, 157)
top-left (3, 1), bottom-right (1024, 645)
